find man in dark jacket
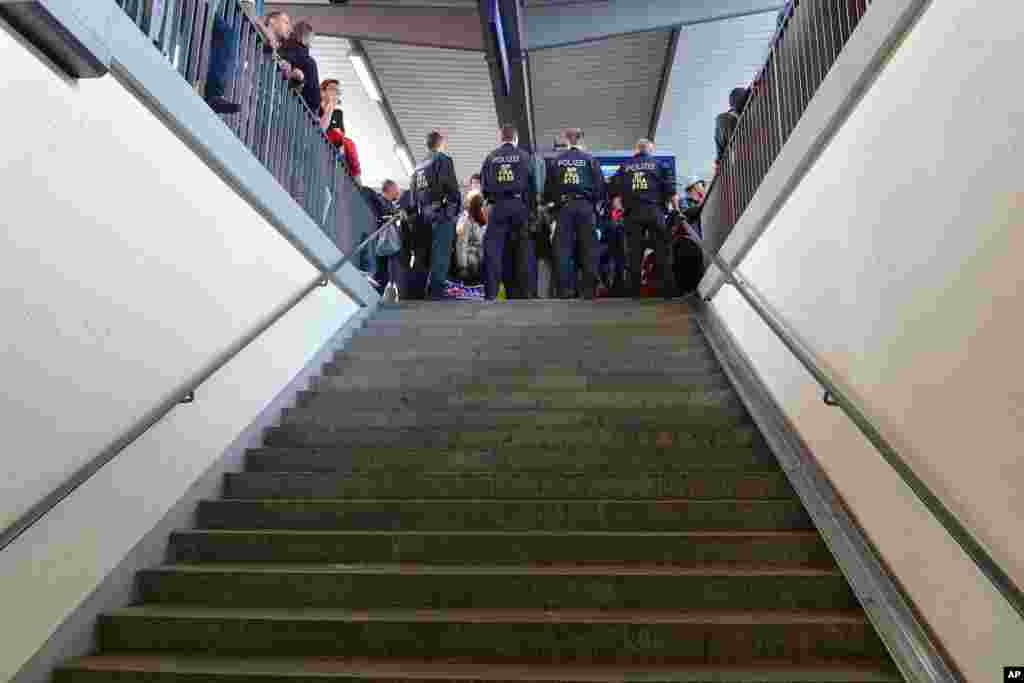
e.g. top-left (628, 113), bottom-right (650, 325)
top-left (277, 21), bottom-right (321, 116)
top-left (480, 124), bottom-right (538, 301)
top-left (610, 138), bottom-right (679, 299)
top-left (411, 131), bottom-right (461, 300)
top-left (714, 87), bottom-right (750, 167)
top-left (544, 128), bottom-right (606, 299)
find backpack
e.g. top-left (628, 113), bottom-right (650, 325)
top-left (375, 219), bottom-right (401, 257)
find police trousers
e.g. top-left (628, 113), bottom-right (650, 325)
top-left (625, 204), bottom-right (675, 298)
top-left (425, 217), bottom-right (455, 299)
top-left (484, 198), bottom-right (532, 300)
top-left (556, 199), bottom-right (598, 298)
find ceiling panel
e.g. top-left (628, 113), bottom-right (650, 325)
top-left (310, 37), bottom-right (406, 189)
top-left (529, 30), bottom-right (672, 154)
top-left (364, 42), bottom-right (499, 183)
top-left (654, 11), bottom-right (778, 180)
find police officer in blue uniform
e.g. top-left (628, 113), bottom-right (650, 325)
top-left (611, 138), bottom-right (680, 298)
top-left (544, 128), bottom-right (606, 299)
top-left (480, 124), bottom-right (538, 301)
top-left (411, 130), bottom-right (461, 300)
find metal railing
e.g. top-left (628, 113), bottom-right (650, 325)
top-left (115, 0), bottom-right (341, 236)
top-left (703, 0), bottom-right (872, 256)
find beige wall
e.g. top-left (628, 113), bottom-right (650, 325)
top-left (711, 0), bottom-right (1024, 677)
top-left (0, 22), bottom-right (359, 680)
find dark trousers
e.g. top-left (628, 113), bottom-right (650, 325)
top-left (206, 13), bottom-right (239, 99)
top-left (428, 218), bottom-right (456, 299)
top-left (601, 223), bottom-right (626, 294)
top-left (625, 204), bottom-right (674, 298)
top-left (673, 237), bottom-right (705, 294)
top-left (484, 199), bottom-right (530, 300)
top-left (372, 253), bottom-right (403, 292)
top-left (556, 199), bottom-right (598, 298)
top-left (401, 220), bottom-right (431, 299)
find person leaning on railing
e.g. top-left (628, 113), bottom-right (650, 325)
top-left (320, 79), bottom-right (344, 136)
top-left (278, 21), bottom-right (322, 118)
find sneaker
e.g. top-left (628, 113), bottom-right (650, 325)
top-left (206, 95), bottom-right (241, 115)
top-left (382, 282), bottom-right (399, 305)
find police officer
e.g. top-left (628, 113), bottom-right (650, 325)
top-left (611, 138), bottom-right (680, 299)
top-left (410, 131), bottom-right (461, 301)
top-left (480, 124), bottom-right (537, 301)
top-left (544, 128), bottom-right (606, 299)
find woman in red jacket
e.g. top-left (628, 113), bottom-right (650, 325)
top-left (321, 81), bottom-right (361, 185)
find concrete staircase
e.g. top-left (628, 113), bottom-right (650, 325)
top-left (57, 300), bottom-right (902, 682)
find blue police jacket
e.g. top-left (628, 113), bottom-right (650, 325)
top-left (543, 147), bottom-right (606, 203)
top-left (612, 152), bottom-right (676, 207)
top-left (411, 151), bottom-right (461, 216)
top-left (480, 143), bottom-right (537, 201)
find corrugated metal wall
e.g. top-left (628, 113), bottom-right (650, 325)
top-left (529, 30), bottom-right (672, 153)
top-left (364, 42), bottom-right (499, 183)
top-left (653, 11), bottom-right (778, 180)
top-left (311, 37), bottom-right (405, 190)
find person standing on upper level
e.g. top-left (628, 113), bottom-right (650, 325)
top-left (278, 21), bottom-right (321, 116)
top-left (611, 138), bottom-right (680, 299)
top-left (480, 124), bottom-right (537, 301)
top-left (411, 131), bottom-right (461, 301)
top-left (544, 128), bottom-right (605, 299)
top-left (714, 87), bottom-right (749, 173)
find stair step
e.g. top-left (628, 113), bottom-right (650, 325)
top-left (341, 338), bottom-right (710, 356)
top-left (223, 470), bottom-right (794, 500)
top-left (311, 368), bottom-right (728, 392)
top-left (57, 655), bottom-right (904, 682)
top-left (277, 403), bottom-right (749, 431)
top-left (323, 355), bottom-right (721, 376)
top-left (137, 563), bottom-right (856, 610)
top-left (195, 499), bottom-right (813, 532)
top-left (305, 372), bottom-right (734, 397)
top-left (362, 310), bottom-right (697, 326)
top-left (294, 387), bottom-right (741, 413)
top-left (168, 530), bottom-right (835, 566)
top-left (243, 444), bottom-right (778, 472)
top-left (345, 331), bottom-right (707, 348)
top-left (97, 606), bottom-right (888, 661)
top-left (262, 422), bottom-right (762, 450)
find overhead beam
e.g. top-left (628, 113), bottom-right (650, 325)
top-left (525, 0), bottom-right (782, 50)
top-left (649, 27), bottom-right (681, 142)
top-left (477, 0), bottom-right (533, 150)
top-left (263, 3), bottom-right (483, 51)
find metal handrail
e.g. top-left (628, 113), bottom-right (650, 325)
top-left (676, 218), bottom-right (1024, 622)
top-left (0, 213), bottom-right (400, 554)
